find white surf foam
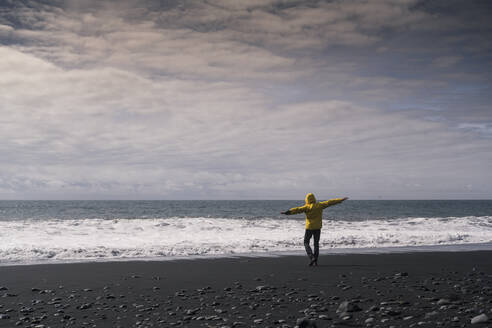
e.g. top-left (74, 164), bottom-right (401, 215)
top-left (0, 216), bottom-right (491, 265)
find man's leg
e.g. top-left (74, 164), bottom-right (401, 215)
top-left (313, 229), bottom-right (321, 262)
top-left (303, 229), bottom-right (314, 259)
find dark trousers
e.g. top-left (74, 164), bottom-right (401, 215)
top-left (304, 229), bottom-right (320, 260)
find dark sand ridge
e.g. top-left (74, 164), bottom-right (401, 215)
top-left (0, 251), bottom-right (491, 327)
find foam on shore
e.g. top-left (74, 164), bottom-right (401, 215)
top-left (0, 216), bottom-right (491, 265)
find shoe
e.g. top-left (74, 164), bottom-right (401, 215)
top-left (309, 256), bottom-right (316, 266)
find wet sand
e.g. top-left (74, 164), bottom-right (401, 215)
top-left (1, 251), bottom-right (491, 327)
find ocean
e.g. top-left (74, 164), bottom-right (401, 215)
top-left (1, 200), bottom-right (491, 265)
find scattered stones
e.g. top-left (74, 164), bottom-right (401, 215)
top-left (255, 285), bottom-right (274, 292)
top-left (0, 253), bottom-right (491, 328)
top-left (383, 309), bottom-right (401, 316)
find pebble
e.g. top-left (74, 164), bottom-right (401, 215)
top-left (436, 298), bottom-right (450, 305)
top-left (471, 314), bottom-right (488, 324)
top-left (336, 300), bottom-right (362, 314)
top-left (78, 303), bottom-right (92, 310)
top-left (0, 254), bottom-right (490, 328)
top-left (424, 311), bottom-right (438, 318)
top-left (296, 317), bottom-right (317, 328)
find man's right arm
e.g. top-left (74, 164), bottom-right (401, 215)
top-left (281, 205), bottom-right (308, 215)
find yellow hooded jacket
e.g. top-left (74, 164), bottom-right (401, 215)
top-left (289, 193), bottom-right (345, 230)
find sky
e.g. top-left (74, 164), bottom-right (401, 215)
top-left (0, 0), bottom-right (491, 200)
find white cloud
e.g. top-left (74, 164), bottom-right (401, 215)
top-left (458, 123), bottom-right (492, 135)
top-left (0, 24), bottom-right (13, 35)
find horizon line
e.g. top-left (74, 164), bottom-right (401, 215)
top-left (0, 199), bottom-right (491, 201)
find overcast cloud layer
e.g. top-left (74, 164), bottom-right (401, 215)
top-left (1, 0), bottom-right (491, 199)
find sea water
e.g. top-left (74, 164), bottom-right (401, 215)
top-left (0, 200), bottom-right (491, 265)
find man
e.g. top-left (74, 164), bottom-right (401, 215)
top-left (281, 193), bottom-right (348, 266)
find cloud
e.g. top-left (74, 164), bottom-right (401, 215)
top-left (183, 0), bottom-right (428, 51)
top-left (458, 123), bottom-right (492, 136)
top-left (0, 0), bottom-right (491, 199)
top-left (0, 24), bottom-right (13, 35)
top-left (1, 0), bottom-right (432, 79)
top-left (4, 1), bottom-right (303, 81)
top-left (432, 56), bottom-right (463, 68)
top-left (1, 47), bottom-right (491, 199)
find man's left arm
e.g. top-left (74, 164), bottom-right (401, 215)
top-left (320, 197), bottom-right (348, 209)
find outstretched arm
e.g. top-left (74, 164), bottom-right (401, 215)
top-left (280, 205), bottom-right (309, 215)
top-left (320, 197), bottom-right (348, 209)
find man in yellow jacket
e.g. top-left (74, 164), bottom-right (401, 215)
top-left (281, 193), bottom-right (348, 266)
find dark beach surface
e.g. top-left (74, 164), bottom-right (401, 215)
top-left (1, 251), bottom-right (491, 328)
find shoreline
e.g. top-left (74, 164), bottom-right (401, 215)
top-left (2, 242), bottom-right (492, 268)
top-left (1, 251), bottom-right (491, 327)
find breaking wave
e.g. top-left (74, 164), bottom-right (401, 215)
top-left (0, 216), bottom-right (491, 265)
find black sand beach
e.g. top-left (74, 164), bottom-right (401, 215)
top-left (1, 251), bottom-right (491, 328)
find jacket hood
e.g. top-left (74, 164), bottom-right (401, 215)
top-left (305, 193), bottom-right (316, 204)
